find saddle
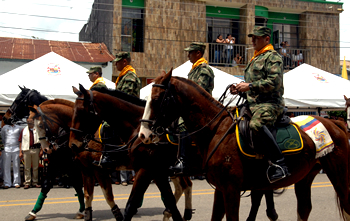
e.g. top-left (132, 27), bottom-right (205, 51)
top-left (236, 103), bottom-right (302, 158)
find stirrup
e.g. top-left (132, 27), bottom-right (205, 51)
top-left (266, 161), bottom-right (287, 183)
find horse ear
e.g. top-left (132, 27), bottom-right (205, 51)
top-left (345, 95), bottom-right (348, 100)
top-left (72, 86), bottom-right (80, 95)
top-left (79, 84), bottom-right (89, 100)
top-left (162, 68), bottom-right (173, 86)
top-left (28, 106), bottom-right (37, 114)
top-left (19, 85), bottom-right (24, 91)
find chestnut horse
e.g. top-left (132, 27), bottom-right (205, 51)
top-left (39, 88), bottom-right (192, 220)
top-left (139, 70), bottom-right (350, 221)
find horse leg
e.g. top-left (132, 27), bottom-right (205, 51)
top-left (294, 164), bottom-right (321, 221)
top-left (69, 162), bottom-right (85, 219)
top-left (154, 174), bottom-right (183, 221)
top-left (246, 190), bottom-right (264, 221)
top-left (182, 176), bottom-right (194, 220)
top-left (163, 177), bottom-right (183, 221)
top-left (94, 169), bottom-right (123, 221)
top-left (124, 168), bottom-right (152, 221)
top-left (264, 190), bottom-right (278, 221)
top-left (223, 187), bottom-right (241, 221)
top-left (81, 169), bottom-right (95, 221)
top-left (211, 189), bottom-right (225, 221)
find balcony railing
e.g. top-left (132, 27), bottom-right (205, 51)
top-left (208, 43), bottom-right (248, 67)
top-left (208, 43), bottom-right (309, 70)
top-left (277, 48), bottom-right (309, 70)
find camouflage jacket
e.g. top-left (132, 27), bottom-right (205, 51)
top-left (188, 63), bottom-right (215, 95)
top-left (91, 82), bottom-right (107, 90)
top-left (244, 50), bottom-right (284, 113)
top-left (116, 71), bottom-right (141, 98)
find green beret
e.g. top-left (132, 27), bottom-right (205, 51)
top-left (113, 52), bottom-right (131, 62)
top-left (86, 66), bottom-right (102, 74)
top-left (248, 26), bottom-right (271, 37)
top-left (184, 42), bottom-right (206, 52)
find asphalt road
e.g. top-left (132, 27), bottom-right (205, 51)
top-left (0, 173), bottom-right (343, 221)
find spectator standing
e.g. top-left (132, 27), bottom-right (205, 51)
top-left (214, 34), bottom-right (225, 64)
top-left (1, 122), bottom-right (22, 189)
top-left (225, 34), bottom-right (235, 66)
top-left (0, 128), bottom-right (3, 185)
top-left (233, 53), bottom-right (243, 66)
top-left (19, 118), bottom-right (42, 189)
top-left (280, 42), bottom-right (292, 69)
top-left (293, 50), bottom-right (303, 67)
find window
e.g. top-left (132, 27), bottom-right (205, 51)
top-left (206, 17), bottom-right (239, 43)
top-left (273, 24), bottom-right (298, 49)
top-left (121, 8), bottom-right (144, 52)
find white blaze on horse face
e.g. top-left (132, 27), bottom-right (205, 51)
top-left (34, 118), bottom-right (50, 150)
top-left (139, 91), bottom-right (153, 143)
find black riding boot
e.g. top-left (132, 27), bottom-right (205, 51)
top-left (169, 131), bottom-right (191, 175)
top-left (254, 126), bottom-right (290, 183)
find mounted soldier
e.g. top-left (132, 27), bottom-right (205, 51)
top-left (170, 42), bottom-right (215, 175)
top-left (230, 26), bottom-right (289, 183)
top-left (93, 52), bottom-right (141, 169)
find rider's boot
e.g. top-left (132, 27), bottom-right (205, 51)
top-left (255, 126), bottom-right (290, 183)
top-left (169, 131), bottom-right (191, 175)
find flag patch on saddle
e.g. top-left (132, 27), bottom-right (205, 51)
top-left (236, 123), bottom-right (304, 158)
top-left (291, 116), bottom-right (334, 158)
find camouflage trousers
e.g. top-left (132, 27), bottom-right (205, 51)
top-left (249, 104), bottom-right (284, 132)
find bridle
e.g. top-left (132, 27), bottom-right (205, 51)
top-left (34, 106), bottom-right (70, 151)
top-left (4, 89), bottom-right (35, 124)
top-left (69, 90), bottom-right (138, 153)
top-left (140, 81), bottom-right (180, 136)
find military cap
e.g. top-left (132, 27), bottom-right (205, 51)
top-left (248, 26), bottom-right (271, 37)
top-left (113, 52), bottom-right (131, 62)
top-left (86, 66), bottom-right (102, 74)
top-left (184, 42), bottom-right (206, 52)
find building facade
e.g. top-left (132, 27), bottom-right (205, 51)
top-left (80, 0), bottom-right (343, 85)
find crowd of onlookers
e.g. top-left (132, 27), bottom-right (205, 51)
top-left (279, 41), bottom-right (304, 70)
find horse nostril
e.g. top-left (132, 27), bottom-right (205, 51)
top-left (140, 133), bottom-right (145, 140)
top-left (71, 143), bottom-right (78, 149)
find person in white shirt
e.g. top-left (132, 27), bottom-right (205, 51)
top-left (19, 118), bottom-right (42, 189)
top-left (1, 123), bottom-right (23, 189)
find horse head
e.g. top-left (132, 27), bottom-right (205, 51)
top-left (3, 86), bottom-right (48, 126)
top-left (69, 85), bottom-right (103, 151)
top-left (139, 69), bottom-right (180, 144)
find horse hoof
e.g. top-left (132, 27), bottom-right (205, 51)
top-left (84, 207), bottom-right (93, 221)
top-left (111, 205), bottom-right (124, 221)
top-left (266, 209), bottom-right (278, 221)
top-left (184, 209), bottom-right (194, 220)
top-left (25, 212), bottom-right (37, 221)
top-left (74, 211), bottom-right (85, 219)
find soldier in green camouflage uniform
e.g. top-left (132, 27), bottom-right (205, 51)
top-left (87, 66), bottom-right (107, 90)
top-left (114, 52), bottom-right (141, 97)
top-left (170, 42), bottom-right (215, 175)
top-left (94, 52), bottom-right (141, 169)
top-left (230, 27), bottom-right (289, 183)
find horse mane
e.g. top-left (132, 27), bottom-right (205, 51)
top-left (40, 99), bottom-right (74, 108)
top-left (173, 76), bottom-right (223, 108)
top-left (91, 87), bottom-right (146, 107)
top-left (29, 89), bottom-right (48, 104)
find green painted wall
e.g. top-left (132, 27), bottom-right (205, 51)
top-left (255, 6), bottom-right (268, 18)
top-left (122, 0), bottom-right (144, 8)
top-left (206, 6), bottom-right (240, 19)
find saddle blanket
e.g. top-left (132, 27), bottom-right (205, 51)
top-left (291, 116), bottom-right (334, 158)
top-left (237, 123), bottom-right (303, 158)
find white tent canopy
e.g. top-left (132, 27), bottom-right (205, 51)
top-left (283, 63), bottom-right (350, 111)
top-left (0, 52), bottom-right (115, 110)
top-left (140, 61), bottom-right (243, 106)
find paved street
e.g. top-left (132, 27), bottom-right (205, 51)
top-left (0, 173), bottom-right (343, 220)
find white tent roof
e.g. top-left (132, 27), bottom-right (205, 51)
top-left (283, 63), bottom-right (350, 111)
top-left (0, 52), bottom-right (115, 109)
top-left (140, 61), bottom-right (243, 106)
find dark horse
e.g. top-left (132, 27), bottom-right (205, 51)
top-left (1, 87), bottom-right (85, 221)
top-left (29, 97), bottom-right (193, 221)
top-left (138, 70), bottom-right (350, 221)
top-left (68, 85), bottom-right (196, 221)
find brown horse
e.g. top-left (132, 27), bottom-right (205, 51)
top-left (138, 70), bottom-right (350, 221)
top-left (35, 91), bottom-right (192, 221)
